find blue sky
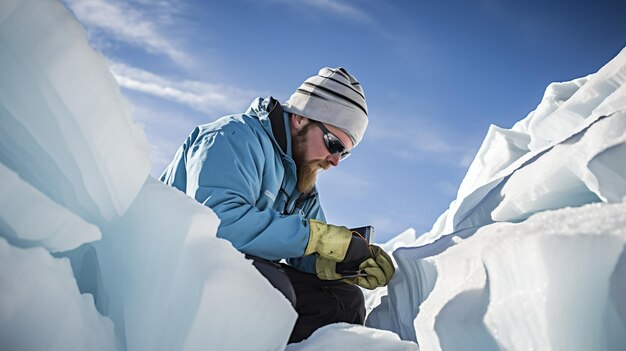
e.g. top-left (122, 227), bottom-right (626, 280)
top-left (62, 0), bottom-right (625, 243)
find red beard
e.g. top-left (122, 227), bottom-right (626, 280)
top-left (296, 159), bottom-right (331, 194)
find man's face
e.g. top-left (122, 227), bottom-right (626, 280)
top-left (291, 116), bottom-right (354, 194)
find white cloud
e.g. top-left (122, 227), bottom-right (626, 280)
top-left (109, 62), bottom-right (262, 115)
top-left (63, 0), bottom-right (190, 66)
top-left (272, 0), bottom-right (373, 23)
top-left (302, 0), bottom-right (372, 22)
top-left (367, 118), bottom-right (480, 169)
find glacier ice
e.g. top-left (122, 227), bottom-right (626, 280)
top-left (0, 0), bottom-right (298, 350)
top-left (0, 238), bottom-right (117, 351)
top-left (366, 47), bottom-right (626, 350)
top-left (491, 110), bottom-right (626, 222)
top-left (0, 0), bottom-right (152, 225)
top-left (414, 201), bottom-right (626, 350)
top-left (587, 142), bottom-right (626, 202)
top-left (381, 228), bottom-right (418, 253)
top-left (416, 47), bottom-right (626, 246)
top-left (0, 163), bottom-right (100, 252)
top-left (71, 178), bottom-right (298, 351)
top-left (2, 0), bottom-right (626, 349)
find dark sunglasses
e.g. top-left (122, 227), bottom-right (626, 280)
top-left (312, 121), bottom-right (351, 159)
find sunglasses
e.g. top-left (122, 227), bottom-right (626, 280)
top-left (312, 121), bottom-right (351, 159)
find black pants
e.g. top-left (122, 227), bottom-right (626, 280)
top-left (250, 257), bottom-right (366, 343)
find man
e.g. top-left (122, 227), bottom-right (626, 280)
top-left (160, 67), bottom-right (394, 343)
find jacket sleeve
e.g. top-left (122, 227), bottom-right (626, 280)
top-left (178, 124), bottom-right (312, 261)
top-left (286, 190), bottom-right (326, 273)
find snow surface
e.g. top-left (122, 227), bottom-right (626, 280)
top-left (1, 0), bottom-right (625, 350)
top-left (286, 323), bottom-right (418, 351)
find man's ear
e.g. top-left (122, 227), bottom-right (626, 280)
top-left (290, 114), bottom-right (309, 131)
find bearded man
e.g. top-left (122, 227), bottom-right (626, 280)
top-left (160, 67), bottom-right (394, 343)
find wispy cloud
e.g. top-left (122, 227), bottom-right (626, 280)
top-left (301, 0), bottom-right (372, 22)
top-left (109, 62), bottom-right (262, 115)
top-left (272, 0), bottom-right (373, 23)
top-left (368, 118), bottom-right (480, 169)
top-left (63, 0), bottom-right (191, 66)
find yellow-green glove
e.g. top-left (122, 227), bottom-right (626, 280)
top-left (304, 219), bottom-right (352, 262)
top-left (349, 246), bottom-right (395, 289)
top-left (316, 245), bottom-right (395, 290)
top-left (316, 257), bottom-right (343, 280)
top-left (315, 234), bottom-right (371, 279)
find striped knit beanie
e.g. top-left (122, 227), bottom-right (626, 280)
top-left (283, 67), bottom-right (368, 147)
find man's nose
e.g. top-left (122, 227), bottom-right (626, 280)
top-left (326, 153), bottom-right (341, 167)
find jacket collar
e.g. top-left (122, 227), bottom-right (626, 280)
top-left (246, 96), bottom-right (293, 159)
top-left (267, 97), bottom-right (289, 155)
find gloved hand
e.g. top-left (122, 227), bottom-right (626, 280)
top-left (304, 219), bottom-right (353, 262)
top-left (346, 246), bottom-right (395, 289)
top-left (316, 239), bottom-right (395, 290)
top-left (316, 234), bottom-right (372, 280)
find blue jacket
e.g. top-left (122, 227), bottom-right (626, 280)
top-left (160, 97), bottom-right (323, 273)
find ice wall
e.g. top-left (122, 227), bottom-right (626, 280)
top-left (414, 202), bottom-right (626, 350)
top-left (0, 0), bottom-right (297, 350)
top-left (366, 47), bottom-right (626, 350)
top-left (0, 0), bottom-right (152, 225)
top-left (0, 237), bottom-right (117, 351)
top-left (71, 178), bottom-right (298, 351)
top-left (422, 47), bottom-right (626, 245)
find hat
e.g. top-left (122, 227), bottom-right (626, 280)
top-left (283, 67), bottom-right (368, 147)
